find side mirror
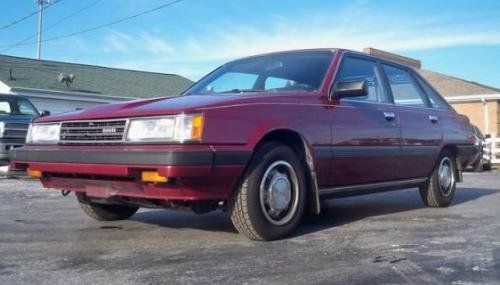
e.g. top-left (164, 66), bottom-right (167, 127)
top-left (332, 80), bottom-right (368, 99)
top-left (40, 110), bottom-right (51, 117)
top-left (485, 134), bottom-right (491, 139)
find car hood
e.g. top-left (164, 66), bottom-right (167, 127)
top-left (34, 93), bottom-right (300, 123)
top-left (0, 114), bottom-right (36, 124)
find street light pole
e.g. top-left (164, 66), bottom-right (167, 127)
top-left (35, 0), bottom-right (50, 59)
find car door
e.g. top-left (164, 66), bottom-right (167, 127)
top-left (330, 55), bottom-right (400, 186)
top-left (381, 64), bottom-right (442, 179)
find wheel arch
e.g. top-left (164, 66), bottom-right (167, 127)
top-left (250, 128), bottom-right (321, 214)
top-left (438, 144), bottom-right (463, 182)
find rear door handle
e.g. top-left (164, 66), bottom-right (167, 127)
top-left (429, 115), bottom-right (439, 123)
top-left (383, 112), bottom-right (396, 121)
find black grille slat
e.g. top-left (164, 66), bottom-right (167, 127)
top-left (60, 120), bottom-right (126, 145)
top-left (3, 123), bottom-right (29, 139)
top-left (4, 130), bottom-right (28, 138)
top-left (6, 123), bottom-right (29, 130)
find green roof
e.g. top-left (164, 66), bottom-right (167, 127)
top-left (0, 54), bottom-right (193, 99)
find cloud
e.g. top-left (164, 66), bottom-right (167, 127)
top-left (103, 30), bottom-right (135, 53)
top-left (140, 33), bottom-right (175, 55)
top-left (100, 1), bottom-right (500, 80)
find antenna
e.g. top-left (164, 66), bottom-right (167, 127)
top-left (35, 0), bottom-right (50, 59)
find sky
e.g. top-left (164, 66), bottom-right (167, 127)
top-left (1, 0), bottom-right (500, 88)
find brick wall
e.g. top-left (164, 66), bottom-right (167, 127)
top-left (451, 101), bottom-right (499, 136)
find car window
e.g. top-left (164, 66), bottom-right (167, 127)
top-left (383, 65), bottom-right (428, 108)
top-left (0, 101), bottom-right (12, 114)
top-left (415, 75), bottom-right (450, 110)
top-left (17, 99), bottom-right (39, 116)
top-left (203, 72), bottom-right (258, 93)
top-left (335, 57), bottom-right (387, 103)
top-left (185, 50), bottom-right (334, 95)
top-left (265, 77), bottom-right (297, 90)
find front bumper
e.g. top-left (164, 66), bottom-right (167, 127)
top-left (11, 145), bottom-right (252, 201)
top-left (0, 140), bottom-right (25, 165)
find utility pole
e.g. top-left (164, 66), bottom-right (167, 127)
top-left (35, 0), bottom-right (50, 59)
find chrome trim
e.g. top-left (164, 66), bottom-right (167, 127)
top-left (383, 111), bottom-right (396, 120)
top-left (59, 119), bottom-right (128, 145)
top-left (319, 177), bottom-right (428, 195)
top-left (429, 115), bottom-right (439, 122)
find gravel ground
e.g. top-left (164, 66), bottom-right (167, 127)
top-left (0, 171), bottom-right (499, 285)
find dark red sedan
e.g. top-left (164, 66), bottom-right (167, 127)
top-left (12, 49), bottom-right (476, 240)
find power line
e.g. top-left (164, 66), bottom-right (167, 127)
top-left (0, 0), bottom-right (186, 50)
top-left (0, 0), bottom-right (63, 31)
top-left (2, 0), bottom-right (104, 53)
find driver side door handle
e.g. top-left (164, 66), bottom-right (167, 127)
top-left (383, 111), bottom-right (396, 121)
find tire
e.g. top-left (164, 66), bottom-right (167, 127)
top-left (76, 193), bottom-right (139, 221)
top-left (419, 150), bottom-right (457, 207)
top-left (471, 159), bottom-right (483, 172)
top-left (229, 142), bottom-right (307, 241)
top-left (483, 163), bottom-right (491, 171)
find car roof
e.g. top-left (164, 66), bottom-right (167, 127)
top-left (228, 48), bottom-right (414, 71)
top-left (226, 48), bottom-right (338, 64)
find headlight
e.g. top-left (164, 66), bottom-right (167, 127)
top-left (26, 123), bottom-right (61, 144)
top-left (126, 114), bottom-right (204, 142)
top-left (0, 122), bottom-right (4, 138)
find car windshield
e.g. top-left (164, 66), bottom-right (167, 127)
top-left (184, 50), bottom-right (334, 95)
top-left (0, 97), bottom-right (39, 116)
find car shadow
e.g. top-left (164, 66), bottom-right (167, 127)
top-left (130, 186), bottom-right (498, 238)
top-left (293, 186), bottom-right (498, 238)
top-left (131, 209), bottom-right (237, 233)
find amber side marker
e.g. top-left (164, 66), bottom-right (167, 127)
top-left (141, 171), bottom-right (168, 183)
top-left (27, 169), bottom-right (42, 178)
top-left (191, 114), bottom-right (204, 141)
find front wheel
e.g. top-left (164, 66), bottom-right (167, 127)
top-left (76, 193), bottom-right (139, 221)
top-left (229, 142), bottom-right (307, 241)
top-left (419, 150), bottom-right (457, 207)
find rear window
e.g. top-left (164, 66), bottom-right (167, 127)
top-left (382, 65), bottom-right (428, 108)
top-left (415, 75), bottom-right (450, 110)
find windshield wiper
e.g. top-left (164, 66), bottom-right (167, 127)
top-left (219, 89), bottom-right (265, 94)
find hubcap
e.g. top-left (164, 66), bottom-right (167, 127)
top-left (268, 172), bottom-right (292, 211)
top-left (438, 157), bottom-right (454, 196)
top-left (260, 161), bottom-right (299, 226)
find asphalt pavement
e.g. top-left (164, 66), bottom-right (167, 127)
top-left (0, 171), bottom-right (499, 284)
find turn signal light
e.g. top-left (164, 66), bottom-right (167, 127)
top-left (27, 169), bottom-right (42, 178)
top-left (191, 114), bottom-right (204, 141)
top-left (141, 171), bottom-right (168, 183)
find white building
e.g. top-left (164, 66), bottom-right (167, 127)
top-left (0, 55), bottom-right (193, 114)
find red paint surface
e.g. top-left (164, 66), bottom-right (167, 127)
top-left (12, 49), bottom-right (474, 202)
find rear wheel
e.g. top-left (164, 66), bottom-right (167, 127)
top-left (76, 193), bottom-right (139, 221)
top-left (419, 150), bottom-right (457, 207)
top-left (483, 162), bottom-right (492, 171)
top-left (471, 158), bottom-right (483, 172)
top-left (229, 142), bottom-right (306, 241)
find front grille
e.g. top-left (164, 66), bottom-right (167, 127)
top-left (3, 123), bottom-right (29, 139)
top-left (60, 120), bottom-right (127, 144)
